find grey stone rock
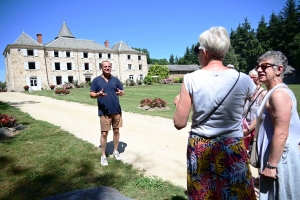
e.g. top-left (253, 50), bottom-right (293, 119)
top-left (43, 186), bottom-right (133, 200)
top-left (15, 124), bottom-right (26, 130)
top-left (0, 127), bottom-right (13, 137)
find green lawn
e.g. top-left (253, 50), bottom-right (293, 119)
top-left (0, 100), bottom-right (187, 200)
top-left (1, 83), bottom-right (299, 200)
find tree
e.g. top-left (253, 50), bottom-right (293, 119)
top-left (149, 58), bottom-right (169, 65)
top-left (230, 18), bottom-right (263, 72)
top-left (279, 0), bottom-right (300, 67)
top-left (132, 47), bottom-right (151, 64)
top-left (169, 54), bottom-right (175, 64)
top-left (147, 64), bottom-right (169, 79)
top-left (256, 15), bottom-right (271, 53)
top-left (223, 46), bottom-right (240, 71)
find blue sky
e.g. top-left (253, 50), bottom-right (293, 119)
top-left (0, 0), bottom-right (287, 82)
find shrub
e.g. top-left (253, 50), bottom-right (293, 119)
top-left (23, 85), bottom-right (29, 89)
top-left (150, 98), bottom-right (167, 108)
top-left (140, 98), bottom-right (153, 107)
top-left (63, 82), bottom-right (74, 89)
top-left (160, 78), bottom-right (174, 84)
top-left (0, 114), bottom-right (17, 128)
top-left (143, 76), bottom-right (153, 85)
top-left (140, 98), bottom-right (167, 108)
top-left (178, 77), bottom-right (183, 83)
top-left (86, 81), bottom-right (92, 87)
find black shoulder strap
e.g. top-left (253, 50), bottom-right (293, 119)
top-left (192, 72), bottom-right (240, 128)
top-left (243, 89), bottom-right (265, 119)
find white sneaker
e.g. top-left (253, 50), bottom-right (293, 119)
top-left (100, 156), bottom-right (108, 166)
top-left (113, 151), bottom-right (122, 160)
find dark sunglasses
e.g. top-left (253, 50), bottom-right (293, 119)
top-left (255, 62), bottom-right (277, 71)
top-left (193, 46), bottom-right (205, 55)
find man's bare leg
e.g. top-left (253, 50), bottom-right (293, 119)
top-left (100, 131), bottom-right (108, 156)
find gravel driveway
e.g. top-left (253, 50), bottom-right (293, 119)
top-left (0, 92), bottom-right (258, 189)
top-left (0, 92), bottom-right (190, 188)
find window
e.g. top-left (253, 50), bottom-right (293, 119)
top-left (84, 63), bottom-right (89, 70)
top-left (55, 62), bottom-right (60, 70)
top-left (85, 77), bottom-right (91, 82)
top-left (99, 63), bottom-right (101, 70)
top-left (127, 55), bottom-right (131, 59)
top-left (68, 76), bottom-right (73, 83)
top-left (27, 50), bottom-right (34, 56)
top-left (129, 75), bottom-right (134, 80)
top-left (54, 51), bottom-right (59, 57)
top-left (108, 54), bottom-right (111, 59)
top-left (83, 52), bottom-right (88, 58)
top-left (56, 76), bottom-right (62, 85)
top-left (128, 64), bottom-right (132, 70)
top-left (140, 74), bottom-right (143, 81)
top-left (67, 63), bottom-right (72, 70)
top-left (30, 77), bottom-right (37, 86)
top-left (139, 65), bottom-right (142, 70)
top-left (98, 53), bottom-right (102, 58)
top-left (66, 51), bottom-right (70, 57)
top-left (138, 55), bottom-right (141, 60)
top-left (28, 62), bottom-right (36, 69)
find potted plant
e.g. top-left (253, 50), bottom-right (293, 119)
top-left (23, 85), bottom-right (29, 91)
top-left (49, 84), bottom-right (55, 90)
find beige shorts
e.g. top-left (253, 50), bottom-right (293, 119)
top-left (100, 113), bottom-right (122, 131)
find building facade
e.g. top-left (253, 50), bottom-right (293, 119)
top-left (3, 22), bottom-right (148, 91)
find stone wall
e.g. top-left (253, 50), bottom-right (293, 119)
top-left (5, 47), bottom-right (148, 91)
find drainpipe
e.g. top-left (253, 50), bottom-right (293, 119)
top-left (77, 50), bottom-right (80, 81)
top-left (43, 47), bottom-right (49, 86)
top-left (118, 43), bottom-right (122, 81)
top-left (94, 50), bottom-right (97, 77)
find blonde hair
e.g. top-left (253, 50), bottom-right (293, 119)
top-left (248, 69), bottom-right (258, 77)
top-left (199, 26), bottom-right (230, 60)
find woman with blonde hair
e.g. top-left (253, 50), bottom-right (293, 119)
top-left (173, 26), bottom-right (256, 199)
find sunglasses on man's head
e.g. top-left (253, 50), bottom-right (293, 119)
top-left (255, 62), bottom-right (277, 71)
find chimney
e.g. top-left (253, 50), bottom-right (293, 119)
top-left (104, 40), bottom-right (109, 48)
top-left (37, 34), bottom-right (42, 44)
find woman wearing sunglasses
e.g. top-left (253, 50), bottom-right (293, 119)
top-left (255, 51), bottom-right (300, 199)
top-left (173, 26), bottom-right (257, 199)
top-left (242, 69), bottom-right (266, 150)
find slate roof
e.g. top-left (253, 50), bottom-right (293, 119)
top-left (13, 32), bottom-right (42, 46)
top-left (111, 41), bottom-right (141, 53)
top-left (56, 21), bottom-right (74, 39)
top-left (45, 37), bottom-right (112, 51)
top-left (167, 65), bottom-right (199, 72)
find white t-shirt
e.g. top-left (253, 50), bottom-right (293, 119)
top-left (184, 69), bottom-right (256, 138)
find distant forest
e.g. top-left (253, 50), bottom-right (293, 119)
top-left (133, 0), bottom-right (300, 72)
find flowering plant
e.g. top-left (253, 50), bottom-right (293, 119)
top-left (0, 114), bottom-right (17, 127)
top-left (23, 85), bottom-right (29, 89)
top-left (49, 84), bottom-right (55, 89)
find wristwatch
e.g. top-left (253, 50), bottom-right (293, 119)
top-left (266, 162), bottom-right (277, 169)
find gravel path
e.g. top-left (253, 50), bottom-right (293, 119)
top-left (0, 92), bottom-right (258, 189)
top-left (0, 92), bottom-right (190, 188)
